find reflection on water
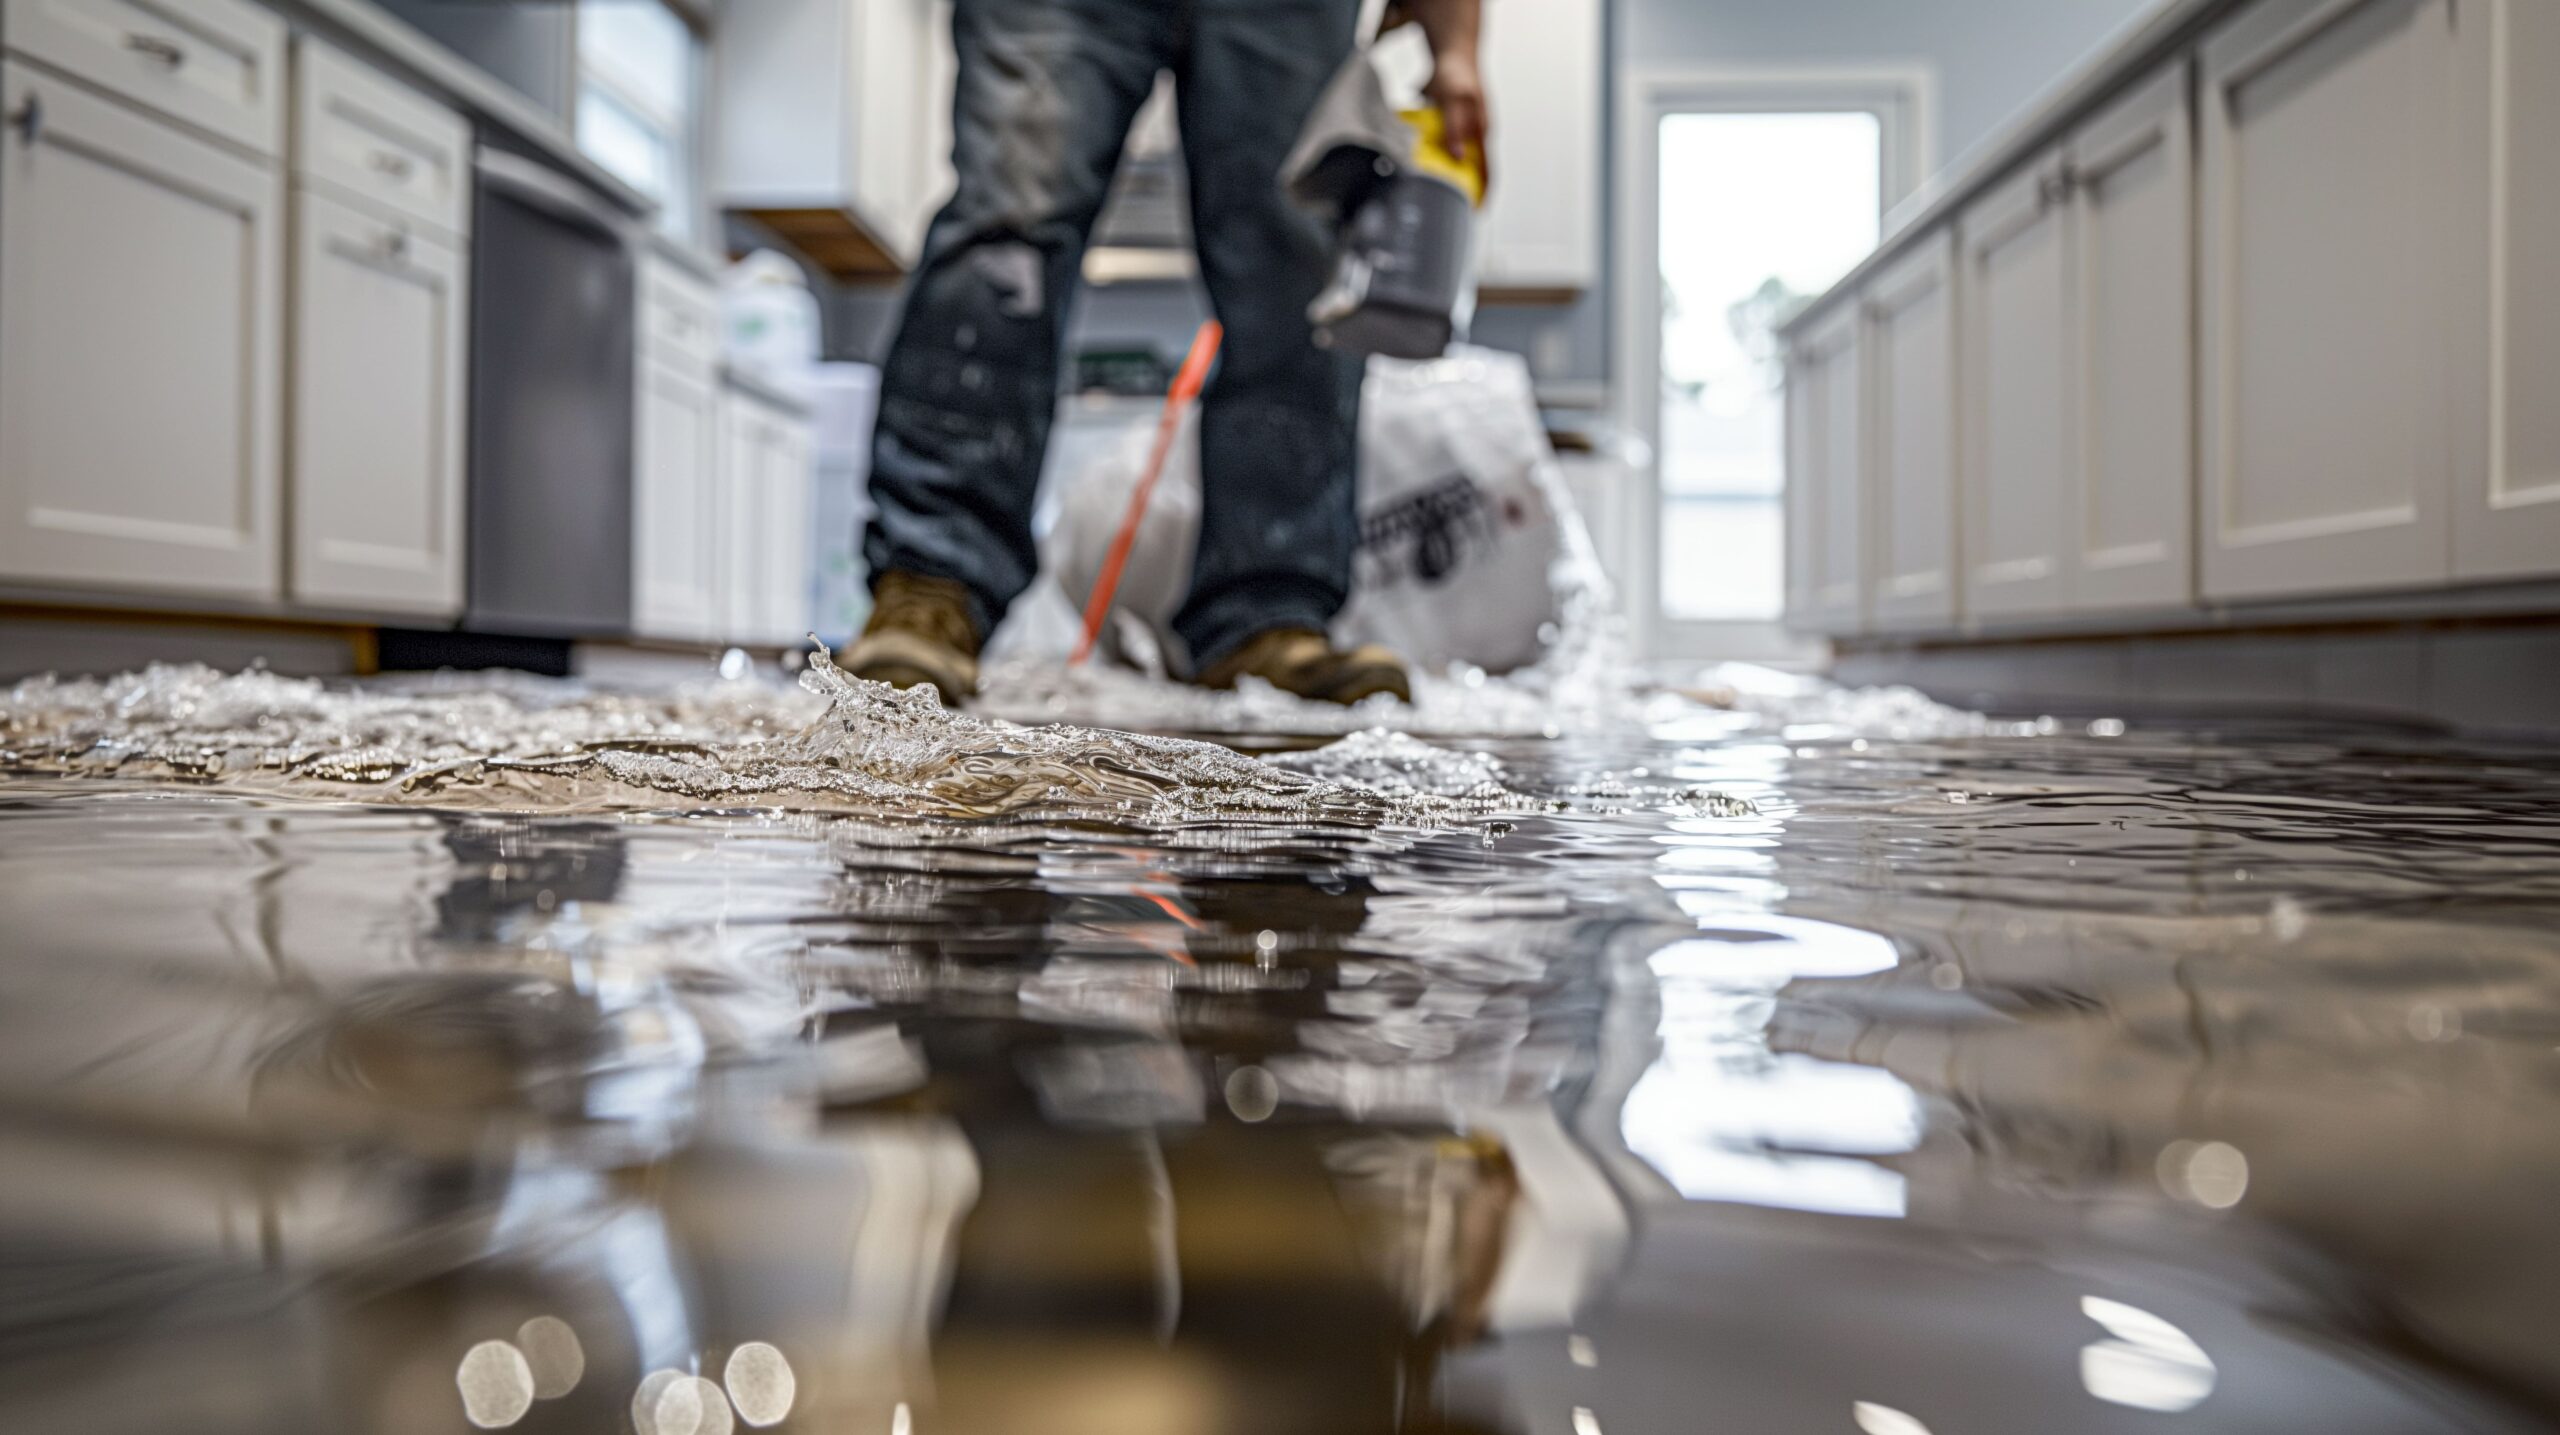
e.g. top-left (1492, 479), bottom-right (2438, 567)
top-left (4, 685), bottom-right (2560, 1432)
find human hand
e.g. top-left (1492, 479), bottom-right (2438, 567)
top-left (1425, 49), bottom-right (1490, 181)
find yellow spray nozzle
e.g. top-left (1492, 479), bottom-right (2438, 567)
top-left (1398, 107), bottom-right (1487, 207)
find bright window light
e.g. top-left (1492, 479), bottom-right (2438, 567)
top-left (1657, 111), bottom-right (1882, 621)
top-left (576, 0), bottom-right (698, 240)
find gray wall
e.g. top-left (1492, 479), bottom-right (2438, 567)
top-left (1626, 0), bottom-right (2158, 174)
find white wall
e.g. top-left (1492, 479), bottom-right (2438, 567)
top-left (1622, 0), bottom-right (2157, 171)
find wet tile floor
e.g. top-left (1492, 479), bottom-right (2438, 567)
top-left (5, 666), bottom-right (2560, 1434)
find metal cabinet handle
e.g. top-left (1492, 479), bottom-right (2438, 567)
top-left (8, 92), bottom-right (38, 147)
top-left (370, 150), bottom-right (416, 180)
top-left (2039, 167), bottom-right (2079, 208)
top-left (377, 227), bottom-right (411, 261)
top-left (124, 33), bottom-right (187, 67)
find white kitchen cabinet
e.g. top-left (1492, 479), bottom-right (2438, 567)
top-left (718, 384), bottom-right (816, 647)
top-left (2199, 0), bottom-right (2464, 601)
top-left (1867, 230), bottom-right (1959, 631)
top-left (1, 0), bottom-right (285, 157)
top-left (0, 61), bottom-right (283, 600)
top-left (1787, 303), bottom-right (1866, 634)
top-left (635, 361), bottom-right (722, 641)
top-left (2066, 63), bottom-right (2194, 613)
top-left (287, 190), bottom-right (466, 615)
top-left (632, 254), bottom-right (724, 642)
top-left (286, 41), bottom-right (471, 617)
top-left (293, 39), bottom-right (470, 238)
top-left (2450, 0), bottom-right (2560, 582)
top-left (715, 0), bottom-right (954, 278)
top-left (1474, 0), bottom-right (1600, 292)
top-left (1783, 343), bottom-right (1817, 625)
top-left (753, 419), bottom-right (817, 647)
top-left (1960, 157), bottom-right (2072, 623)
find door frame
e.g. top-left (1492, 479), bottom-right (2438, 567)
top-left (1614, 64), bottom-right (1934, 663)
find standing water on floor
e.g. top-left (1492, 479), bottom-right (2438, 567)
top-left (5, 652), bottom-right (2560, 1434)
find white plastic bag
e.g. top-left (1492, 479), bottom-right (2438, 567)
top-left (1046, 345), bottom-right (1564, 674)
top-left (1336, 347), bottom-right (1562, 672)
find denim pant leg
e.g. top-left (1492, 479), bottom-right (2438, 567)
top-left (1169, 0), bottom-right (1367, 669)
top-left (864, 0), bottom-right (1175, 639)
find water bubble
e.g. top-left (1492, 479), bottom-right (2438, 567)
top-left (2266, 896), bottom-right (2308, 943)
top-left (1567, 1333), bottom-right (1598, 1368)
top-left (1224, 1065), bottom-right (1280, 1122)
top-left (633, 1369), bottom-right (687, 1435)
top-left (514, 1316), bottom-right (584, 1399)
top-left (658, 1375), bottom-right (733, 1435)
top-left (723, 1342), bottom-right (796, 1427)
top-left (2157, 1139), bottom-right (2249, 1209)
top-left (1571, 1408), bottom-right (1603, 1435)
top-left (455, 1340), bottom-right (534, 1429)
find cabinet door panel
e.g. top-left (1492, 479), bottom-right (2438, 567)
top-left (1471, 0), bottom-right (1598, 289)
top-left (2200, 0), bottom-right (2458, 600)
top-left (1962, 163), bottom-right (2071, 621)
top-left (634, 359), bottom-right (720, 641)
top-left (1799, 305), bottom-right (1866, 633)
top-left (1868, 232), bottom-right (1958, 630)
top-left (0, 64), bottom-right (282, 599)
top-left (1783, 349), bottom-right (1818, 625)
top-left (756, 422), bottom-right (814, 645)
top-left (2454, 0), bottom-right (2560, 580)
top-left (290, 189), bottom-right (465, 614)
top-left (717, 397), bottom-right (764, 644)
top-left (2070, 64), bottom-right (2195, 612)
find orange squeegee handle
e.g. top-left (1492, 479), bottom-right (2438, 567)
top-left (1070, 319), bottom-right (1223, 667)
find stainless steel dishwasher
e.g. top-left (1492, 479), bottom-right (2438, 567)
top-left (466, 148), bottom-right (637, 637)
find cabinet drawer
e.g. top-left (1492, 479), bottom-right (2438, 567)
top-left (294, 40), bottom-right (469, 239)
top-left (2, 0), bottom-right (284, 158)
top-left (290, 187), bottom-right (467, 615)
top-left (641, 252), bottom-right (720, 370)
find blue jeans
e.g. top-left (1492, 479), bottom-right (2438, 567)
top-left (863, 0), bottom-right (1365, 668)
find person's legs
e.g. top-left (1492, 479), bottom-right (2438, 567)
top-left (865, 0), bottom-right (1174, 641)
top-left (1168, 0), bottom-right (1367, 672)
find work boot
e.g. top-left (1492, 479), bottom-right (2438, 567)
top-left (1195, 628), bottom-right (1412, 705)
top-left (843, 570), bottom-right (981, 707)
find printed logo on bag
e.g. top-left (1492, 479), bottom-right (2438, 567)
top-left (1357, 474), bottom-right (1504, 588)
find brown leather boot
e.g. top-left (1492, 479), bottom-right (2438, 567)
top-left (843, 570), bottom-right (981, 707)
top-left (1194, 628), bottom-right (1412, 705)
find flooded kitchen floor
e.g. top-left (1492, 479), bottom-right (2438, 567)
top-left (5, 661), bottom-right (2560, 1434)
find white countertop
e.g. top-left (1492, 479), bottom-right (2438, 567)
top-left (1785, 0), bottom-right (2247, 335)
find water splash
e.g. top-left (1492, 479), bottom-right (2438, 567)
top-left (0, 647), bottom-right (1552, 825)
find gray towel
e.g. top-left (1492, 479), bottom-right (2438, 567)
top-left (1281, 49), bottom-right (1414, 224)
